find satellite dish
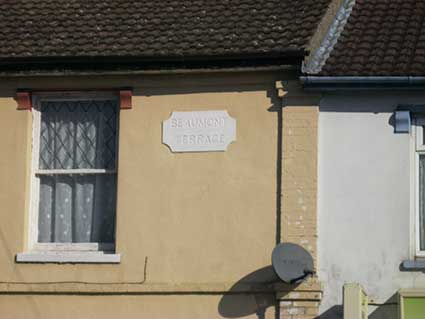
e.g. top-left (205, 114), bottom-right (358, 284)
top-left (272, 243), bottom-right (314, 284)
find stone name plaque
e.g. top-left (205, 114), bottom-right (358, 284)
top-left (162, 110), bottom-right (236, 152)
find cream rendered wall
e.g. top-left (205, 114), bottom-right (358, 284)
top-left (0, 72), bottom-right (287, 319)
top-left (318, 92), bottom-right (425, 319)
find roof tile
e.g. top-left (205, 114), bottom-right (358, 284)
top-left (0, 0), bottom-right (333, 62)
top-left (320, 0), bottom-right (425, 76)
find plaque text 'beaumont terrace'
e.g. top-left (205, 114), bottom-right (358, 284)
top-left (162, 111), bottom-right (236, 152)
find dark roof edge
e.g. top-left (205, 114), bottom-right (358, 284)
top-left (0, 50), bottom-right (307, 72)
top-left (301, 76), bottom-right (425, 90)
top-left (0, 64), bottom-right (299, 78)
top-left (0, 49), bottom-right (307, 63)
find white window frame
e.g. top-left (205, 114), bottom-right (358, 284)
top-left (414, 118), bottom-right (425, 257)
top-left (19, 92), bottom-right (120, 262)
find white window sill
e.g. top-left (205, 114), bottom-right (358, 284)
top-left (16, 251), bottom-right (121, 264)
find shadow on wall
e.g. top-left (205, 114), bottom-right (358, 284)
top-left (317, 305), bottom-right (343, 319)
top-left (217, 86), bottom-right (291, 319)
top-left (316, 293), bottom-right (399, 319)
top-left (215, 82), bottom-right (306, 318)
top-left (218, 266), bottom-right (280, 319)
top-left (369, 293), bottom-right (399, 319)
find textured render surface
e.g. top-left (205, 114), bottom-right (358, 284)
top-left (0, 0), bottom-right (333, 59)
top-left (0, 72), bottom-right (288, 318)
top-left (319, 0), bottom-right (425, 76)
top-left (282, 106), bottom-right (318, 262)
top-left (279, 86), bottom-right (321, 319)
top-left (317, 92), bottom-right (425, 319)
top-left (0, 295), bottom-right (278, 319)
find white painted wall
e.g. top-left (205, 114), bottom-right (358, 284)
top-left (318, 92), bottom-right (425, 319)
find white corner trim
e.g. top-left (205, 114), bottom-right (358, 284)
top-left (303, 0), bottom-right (356, 74)
top-left (16, 251), bottom-right (121, 264)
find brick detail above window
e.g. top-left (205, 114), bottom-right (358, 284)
top-left (16, 91), bottom-right (32, 111)
top-left (15, 90), bottom-right (133, 111)
top-left (119, 90), bottom-right (132, 109)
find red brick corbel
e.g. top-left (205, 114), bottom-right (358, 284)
top-left (119, 90), bottom-right (132, 109)
top-left (16, 91), bottom-right (32, 111)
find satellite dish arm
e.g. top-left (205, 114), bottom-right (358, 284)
top-left (289, 269), bottom-right (315, 285)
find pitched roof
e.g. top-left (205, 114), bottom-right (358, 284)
top-left (318, 0), bottom-right (425, 76)
top-left (0, 0), bottom-right (333, 71)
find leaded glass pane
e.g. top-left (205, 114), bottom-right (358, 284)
top-left (38, 174), bottom-right (117, 243)
top-left (39, 100), bottom-right (118, 170)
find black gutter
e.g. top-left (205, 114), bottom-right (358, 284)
top-left (301, 76), bottom-right (425, 90)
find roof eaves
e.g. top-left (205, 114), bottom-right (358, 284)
top-left (0, 50), bottom-right (308, 74)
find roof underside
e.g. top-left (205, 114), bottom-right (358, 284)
top-left (0, 0), bottom-right (333, 71)
top-left (319, 0), bottom-right (425, 76)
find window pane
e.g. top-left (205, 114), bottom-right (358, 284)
top-left (38, 174), bottom-right (117, 244)
top-left (420, 155), bottom-right (425, 250)
top-left (39, 100), bottom-right (118, 170)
